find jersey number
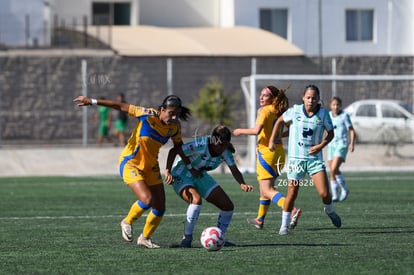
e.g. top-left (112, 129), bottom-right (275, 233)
top-left (302, 128), bottom-right (313, 138)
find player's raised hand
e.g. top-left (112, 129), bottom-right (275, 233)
top-left (73, 96), bottom-right (92, 106)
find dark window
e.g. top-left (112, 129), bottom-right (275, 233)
top-left (92, 2), bottom-right (131, 25)
top-left (260, 9), bottom-right (288, 39)
top-left (346, 9), bottom-right (374, 41)
top-left (356, 104), bottom-right (376, 117)
top-left (382, 105), bottom-right (406, 119)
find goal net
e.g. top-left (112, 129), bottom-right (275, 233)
top-left (238, 73), bottom-right (414, 173)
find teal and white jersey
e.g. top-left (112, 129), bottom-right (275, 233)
top-left (329, 111), bottom-right (353, 147)
top-left (172, 136), bottom-right (235, 177)
top-left (283, 104), bottom-right (333, 160)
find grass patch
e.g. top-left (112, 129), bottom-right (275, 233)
top-left (0, 172), bottom-right (413, 274)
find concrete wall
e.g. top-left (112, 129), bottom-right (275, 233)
top-left (0, 53), bottom-right (413, 145)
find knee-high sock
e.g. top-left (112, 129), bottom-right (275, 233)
top-left (330, 180), bottom-right (339, 199)
top-left (124, 200), bottom-right (150, 224)
top-left (281, 211), bottom-right (291, 228)
top-left (143, 208), bottom-right (164, 239)
top-left (256, 198), bottom-right (271, 222)
top-left (336, 174), bottom-right (348, 192)
top-left (217, 210), bottom-right (233, 236)
top-left (184, 204), bottom-right (202, 236)
top-left (324, 202), bottom-right (334, 214)
top-left (272, 192), bottom-right (285, 208)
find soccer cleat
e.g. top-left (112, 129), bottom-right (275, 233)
top-left (332, 196), bottom-right (339, 202)
top-left (339, 189), bottom-right (349, 202)
top-left (247, 218), bottom-right (264, 229)
top-left (180, 234), bottom-right (193, 248)
top-left (137, 234), bottom-right (160, 249)
top-left (289, 208), bottom-right (302, 230)
top-left (326, 211), bottom-right (342, 228)
top-left (279, 226), bottom-right (289, 235)
top-left (120, 219), bottom-right (133, 242)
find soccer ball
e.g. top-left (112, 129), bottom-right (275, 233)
top-left (200, 226), bottom-right (224, 251)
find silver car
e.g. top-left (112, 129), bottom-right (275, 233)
top-left (344, 99), bottom-right (414, 144)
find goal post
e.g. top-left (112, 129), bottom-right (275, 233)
top-left (239, 73), bottom-right (414, 173)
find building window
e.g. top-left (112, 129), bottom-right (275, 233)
top-left (346, 9), bottom-right (374, 41)
top-left (92, 2), bottom-right (131, 25)
top-left (259, 9), bottom-right (288, 39)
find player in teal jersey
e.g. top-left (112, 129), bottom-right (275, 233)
top-left (165, 125), bottom-right (253, 248)
top-left (327, 97), bottom-right (355, 202)
top-left (269, 84), bottom-right (342, 235)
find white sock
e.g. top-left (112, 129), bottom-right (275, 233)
top-left (330, 180), bottom-right (339, 198)
top-left (324, 202), bottom-right (334, 214)
top-left (184, 204), bottom-right (202, 236)
top-left (281, 211), bottom-right (291, 228)
top-left (217, 210), bottom-right (233, 236)
top-left (336, 174), bottom-right (348, 192)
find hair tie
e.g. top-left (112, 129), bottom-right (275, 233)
top-left (263, 87), bottom-right (274, 97)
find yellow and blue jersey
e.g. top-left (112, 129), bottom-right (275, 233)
top-left (118, 105), bottom-right (182, 178)
top-left (255, 105), bottom-right (285, 179)
top-left (256, 105), bottom-right (283, 148)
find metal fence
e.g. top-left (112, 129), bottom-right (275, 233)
top-left (0, 13), bottom-right (111, 49)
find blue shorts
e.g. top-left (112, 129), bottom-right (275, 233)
top-left (286, 159), bottom-right (326, 180)
top-left (256, 144), bottom-right (285, 180)
top-left (327, 144), bottom-right (348, 161)
top-left (171, 172), bottom-right (218, 198)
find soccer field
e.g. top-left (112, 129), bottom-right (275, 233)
top-left (0, 172), bottom-right (413, 274)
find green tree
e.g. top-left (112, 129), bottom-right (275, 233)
top-left (190, 77), bottom-right (235, 127)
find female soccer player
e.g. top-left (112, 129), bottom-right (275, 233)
top-left (269, 84), bottom-right (342, 235)
top-left (233, 86), bottom-right (301, 230)
top-left (74, 94), bottom-right (192, 248)
top-left (327, 97), bottom-right (355, 202)
top-left (165, 125), bottom-right (254, 248)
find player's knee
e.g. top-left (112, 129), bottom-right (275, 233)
top-left (221, 201), bottom-right (234, 211)
top-left (191, 196), bottom-right (202, 205)
top-left (140, 197), bottom-right (152, 206)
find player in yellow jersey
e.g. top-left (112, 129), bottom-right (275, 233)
top-left (74, 94), bottom-right (192, 248)
top-left (233, 85), bottom-right (301, 230)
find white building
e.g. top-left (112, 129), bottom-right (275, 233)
top-left (1, 0), bottom-right (413, 56)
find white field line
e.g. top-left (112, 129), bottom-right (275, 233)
top-left (1, 209), bottom-right (413, 221)
top-left (0, 212), bottom-right (258, 221)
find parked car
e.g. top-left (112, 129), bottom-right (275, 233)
top-left (344, 99), bottom-right (414, 144)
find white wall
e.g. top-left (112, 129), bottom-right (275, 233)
top-left (52, 0), bottom-right (90, 26)
top-left (52, 0), bottom-right (138, 26)
top-left (389, 0), bottom-right (414, 55)
top-left (0, 0), bottom-right (46, 46)
top-left (2, 0), bottom-right (412, 55)
top-left (322, 0), bottom-right (388, 56)
top-left (234, 0), bottom-right (414, 56)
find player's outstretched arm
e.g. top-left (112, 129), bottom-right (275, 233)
top-left (73, 96), bottom-right (130, 112)
top-left (233, 123), bottom-right (262, 136)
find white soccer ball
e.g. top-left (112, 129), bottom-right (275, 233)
top-left (200, 226), bottom-right (225, 251)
